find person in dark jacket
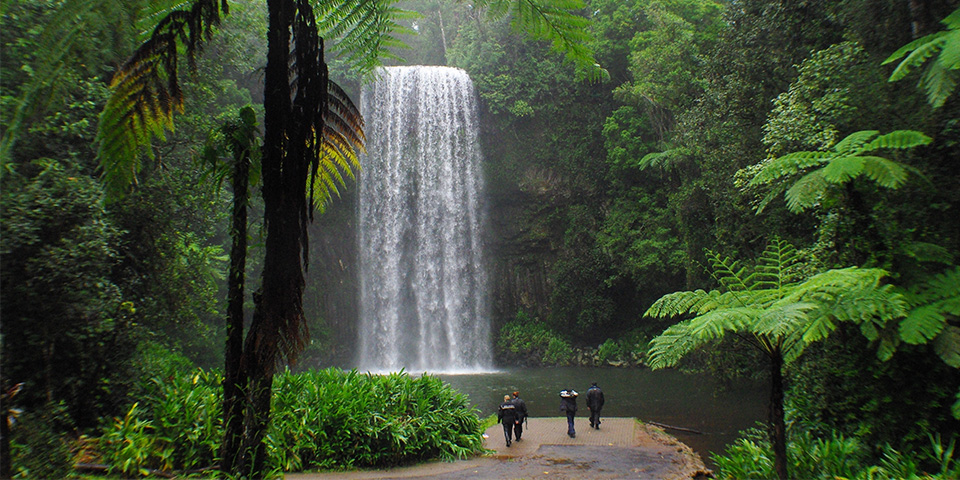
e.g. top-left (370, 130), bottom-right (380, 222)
top-left (586, 382), bottom-right (605, 429)
top-left (559, 388), bottom-right (578, 438)
top-left (497, 394), bottom-right (519, 446)
top-left (511, 391), bottom-right (528, 441)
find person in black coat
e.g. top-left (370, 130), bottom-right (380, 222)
top-left (559, 388), bottom-right (578, 438)
top-left (497, 394), bottom-right (519, 446)
top-left (511, 391), bottom-right (528, 441)
top-left (586, 382), bottom-right (605, 429)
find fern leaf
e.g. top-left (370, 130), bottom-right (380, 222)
top-left (900, 304), bottom-right (948, 343)
top-left (644, 290), bottom-right (714, 318)
top-left (857, 156), bottom-right (909, 189)
top-left (706, 252), bottom-right (751, 292)
top-left (750, 151), bottom-right (831, 185)
top-left (832, 130), bottom-right (879, 154)
top-left (784, 169), bottom-right (828, 213)
top-left (819, 155), bottom-right (865, 185)
top-left (864, 130), bottom-right (933, 150)
top-left (755, 302), bottom-right (817, 340)
top-left (483, 0), bottom-right (606, 81)
top-left (933, 326), bottom-right (960, 368)
top-left (919, 59), bottom-right (959, 108)
top-left (886, 32), bottom-right (947, 81)
top-left (899, 242), bottom-right (956, 264)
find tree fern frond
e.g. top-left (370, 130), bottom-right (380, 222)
top-left (864, 130), bottom-right (933, 150)
top-left (754, 302), bottom-right (817, 340)
top-left (638, 148), bottom-right (687, 171)
top-left (749, 237), bottom-right (799, 292)
top-left (898, 266), bottom-right (960, 346)
top-left (706, 252), bottom-right (751, 292)
top-left (749, 151), bottom-right (831, 186)
top-left (885, 8), bottom-right (960, 108)
top-left (644, 289), bottom-right (714, 318)
top-left (858, 156), bottom-right (910, 189)
top-left (784, 169), bottom-right (827, 213)
top-left (886, 33), bottom-right (947, 81)
top-left (832, 130), bottom-right (879, 154)
top-left (919, 59), bottom-right (959, 108)
top-left (933, 326), bottom-right (960, 368)
top-left (646, 323), bottom-right (699, 369)
top-left (483, 0), bottom-right (606, 81)
top-left (819, 155), bottom-right (865, 185)
top-left (96, 0), bottom-right (227, 199)
top-left (900, 304), bottom-right (948, 344)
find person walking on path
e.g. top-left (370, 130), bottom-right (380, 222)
top-left (497, 394), bottom-right (519, 447)
top-left (559, 388), bottom-right (578, 438)
top-left (511, 391), bottom-right (528, 441)
top-left (586, 382), bottom-right (605, 429)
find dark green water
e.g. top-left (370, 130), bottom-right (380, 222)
top-left (436, 366), bottom-right (766, 462)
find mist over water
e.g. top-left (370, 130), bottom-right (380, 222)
top-left (357, 66), bottom-right (492, 373)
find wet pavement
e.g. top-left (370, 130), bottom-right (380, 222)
top-left (287, 418), bottom-right (711, 479)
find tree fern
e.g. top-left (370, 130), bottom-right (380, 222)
top-left (750, 130), bottom-right (932, 213)
top-left (884, 8), bottom-right (960, 108)
top-left (644, 238), bottom-right (904, 480)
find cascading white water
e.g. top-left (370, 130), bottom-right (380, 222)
top-left (357, 66), bottom-right (491, 373)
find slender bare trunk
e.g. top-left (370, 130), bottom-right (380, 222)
top-left (770, 353), bottom-right (788, 480)
top-left (220, 129), bottom-right (251, 474)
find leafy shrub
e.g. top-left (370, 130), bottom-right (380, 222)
top-left (711, 428), bottom-right (959, 480)
top-left (597, 338), bottom-right (622, 363)
top-left (9, 404), bottom-right (74, 479)
top-left (496, 311), bottom-right (566, 365)
top-left (542, 337), bottom-right (574, 366)
top-left (96, 368), bottom-right (485, 474)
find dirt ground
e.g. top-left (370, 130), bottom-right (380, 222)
top-left (286, 417), bottom-right (713, 480)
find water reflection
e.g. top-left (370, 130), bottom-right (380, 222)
top-left (435, 366), bottom-right (766, 462)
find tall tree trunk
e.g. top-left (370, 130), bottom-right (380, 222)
top-left (220, 133), bottom-right (251, 474)
top-left (769, 353), bottom-right (788, 480)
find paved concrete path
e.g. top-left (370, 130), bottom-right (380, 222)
top-left (287, 418), bottom-right (710, 480)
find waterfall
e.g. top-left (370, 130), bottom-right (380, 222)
top-left (357, 66), bottom-right (491, 373)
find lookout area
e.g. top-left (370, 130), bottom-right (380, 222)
top-left (288, 417), bottom-right (711, 479)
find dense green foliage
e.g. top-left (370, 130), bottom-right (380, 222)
top-left (711, 427), bottom-right (960, 480)
top-left (92, 368), bottom-right (484, 476)
top-left (3, 0), bottom-right (960, 477)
